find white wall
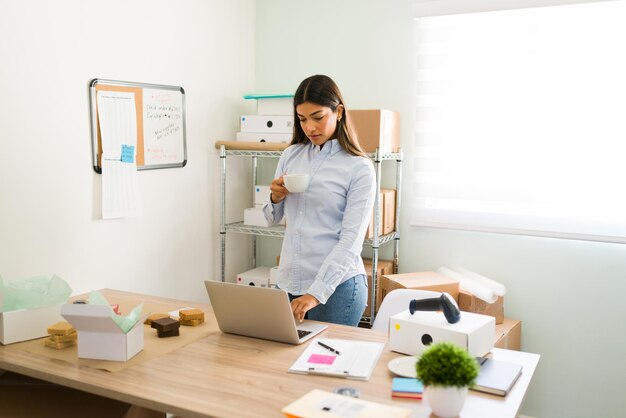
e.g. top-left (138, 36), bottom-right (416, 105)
top-left (255, 1), bottom-right (626, 418)
top-left (0, 0), bottom-right (256, 302)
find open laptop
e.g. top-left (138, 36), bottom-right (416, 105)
top-left (204, 281), bottom-right (327, 344)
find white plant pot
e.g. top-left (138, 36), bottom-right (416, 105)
top-left (424, 385), bottom-right (468, 418)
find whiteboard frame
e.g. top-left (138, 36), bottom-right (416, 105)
top-left (89, 78), bottom-right (187, 173)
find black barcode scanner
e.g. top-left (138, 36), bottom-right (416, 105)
top-left (409, 293), bottom-right (461, 324)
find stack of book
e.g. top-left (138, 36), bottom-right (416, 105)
top-left (237, 94), bottom-right (294, 144)
top-left (391, 377), bottom-right (424, 399)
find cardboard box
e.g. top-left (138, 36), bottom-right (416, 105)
top-left (381, 188), bottom-right (396, 234)
top-left (236, 266), bottom-right (272, 287)
top-left (349, 109), bottom-right (400, 153)
top-left (0, 303), bottom-right (64, 345)
top-left (362, 258), bottom-right (394, 314)
top-left (458, 290), bottom-right (504, 325)
top-left (378, 272), bottom-right (460, 312)
top-left (61, 304), bottom-right (145, 361)
top-left (389, 310), bottom-right (495, 358)
top-left (494, 317), bottom-right (521, 351)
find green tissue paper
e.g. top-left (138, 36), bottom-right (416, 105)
top-left (0, 274), bottom-right (72, 312)
top-left (88, 290), bottom-right (143, 333)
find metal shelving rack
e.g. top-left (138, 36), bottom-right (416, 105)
top-left (219, 144), bottom-right (402, 326)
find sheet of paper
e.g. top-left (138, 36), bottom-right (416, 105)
top-left (97, 91), bottom-right (142, 219)
top-left (288, 338), bottom-right (384, 381)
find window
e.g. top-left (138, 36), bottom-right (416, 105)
top-left (410, 0), bottom-right (626, 243)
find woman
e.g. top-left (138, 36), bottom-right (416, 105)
top-left (262, 74), bottom-right (376, 326)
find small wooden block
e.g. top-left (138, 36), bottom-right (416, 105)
top-left (44, 337), bottom-right (76, 349)
top-left (144, 313), bottom-right (170, 325)
top-left (179, 309), bottom-right (204, 321)
top-left (49, 332), bottom-right (78, 343)
top-left (180, 318), bottom-right (204, 327)
top-left (157, 329), bottom-right (180, 338)
top-left (47, 322), bottom-right (75, 336)
top-left (150, 317), bottom-right (180, 332)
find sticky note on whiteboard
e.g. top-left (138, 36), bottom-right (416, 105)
top-left (121, 145), bottom-right (135, 163)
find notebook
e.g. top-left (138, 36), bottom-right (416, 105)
top-left (391, 377), bottom-right (424, 399)
top-left (471, 358), bottom-right (523, 396)
top-left (204, 281), bottom-right (327, 344)
top-left (288, 337), bottom-right (384, 381)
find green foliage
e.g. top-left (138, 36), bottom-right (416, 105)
top-left (416, 342), bottom-right (479, 388)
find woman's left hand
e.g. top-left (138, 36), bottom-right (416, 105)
top-left (290, 294), bottom-right (320, 323)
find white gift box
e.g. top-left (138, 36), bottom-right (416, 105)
top-left (389, 310), bottom-right (495, 358)
top-left (0, 303), bottom-right (64, 345)
top-left (61, 304), bottom-right (145, 362)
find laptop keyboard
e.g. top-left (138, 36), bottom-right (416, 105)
top-left (297, 329), bottom-right (312, 339)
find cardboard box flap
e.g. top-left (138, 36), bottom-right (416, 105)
top-left (386, 272), bottom-right (453, 287)
top-left (61, 304), bottom-right (130, 334)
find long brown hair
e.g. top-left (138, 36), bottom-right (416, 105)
top-left (291, 75), bottom-right (366, 157)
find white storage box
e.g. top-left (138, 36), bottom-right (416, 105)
top-left (61, 304), bottom-right (145, 361)
top-left (237, 266), bottom-right (272, 287)
top-left (389, 310), bottom-right (495, 358)
top-left (236, 132), bottom-right (291, 143)
top-left (240, 115), bottom-right (293, 133)
top-left (0, 303), bottom-right (64, 345)
top-left (244, 207), bottom-right (271, 227)
top-left (254, 185), bottom-right (271, 208)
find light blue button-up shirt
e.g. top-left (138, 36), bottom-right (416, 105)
top-left (263, 139), bottom-right (376, 304)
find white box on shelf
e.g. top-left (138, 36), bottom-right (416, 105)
top-left (0, 303), bottom-right (65, 345)
top-left (244, 207), bottom-right (270, 227)
top-left (257, 97), bottom-right (293, 115)
top-left (389, 310), bottom-right (495, 358)
top-left (237, 266), bottom-right (272, 287)
top-left (254, 185), bottom-right (271, 208)
top-left (240, 115), bottom-right (293, 133)
top-left (243, 207), bottom-right (285, 227)
top-left (236, 132), bottom-right (292, 143)
top-left (61, 304), bottom-right (145, 362)
top-left (269, 266), bottom-right (278, 286)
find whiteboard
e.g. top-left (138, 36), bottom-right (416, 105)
top-left (89, 79), bottom-right (187, 172)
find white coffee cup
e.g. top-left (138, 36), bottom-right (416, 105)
top-left (283, 174), bottom-right (310, 193)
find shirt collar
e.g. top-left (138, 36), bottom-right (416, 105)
top-left (310, 138), bottom-right (340, 155)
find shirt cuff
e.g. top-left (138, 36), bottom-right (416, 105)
top-left (306, 280), bottom-right (334, 305)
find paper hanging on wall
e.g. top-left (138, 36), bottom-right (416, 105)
top-left (97, 90), bottom-right (142, 219)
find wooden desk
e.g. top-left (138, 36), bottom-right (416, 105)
top-left (0, 289), bottom-right (539, 418)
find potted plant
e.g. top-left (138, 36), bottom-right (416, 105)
top-left (416, 342), bottom-right (479, 418)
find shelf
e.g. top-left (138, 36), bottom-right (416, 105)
top-left (219, 141), bottom-right (403, 327)
top-left (216, 141), bottom-right (402, 161)
top-left (224, 222), bottom-right (286, 237)
top-left (225, 221), bottom-right (398, 245)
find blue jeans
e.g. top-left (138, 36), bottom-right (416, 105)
top-left (287, 274), bottom-right (367, 327)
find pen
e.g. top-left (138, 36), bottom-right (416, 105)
top-left (318, 341), bottom-right (341, 355)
